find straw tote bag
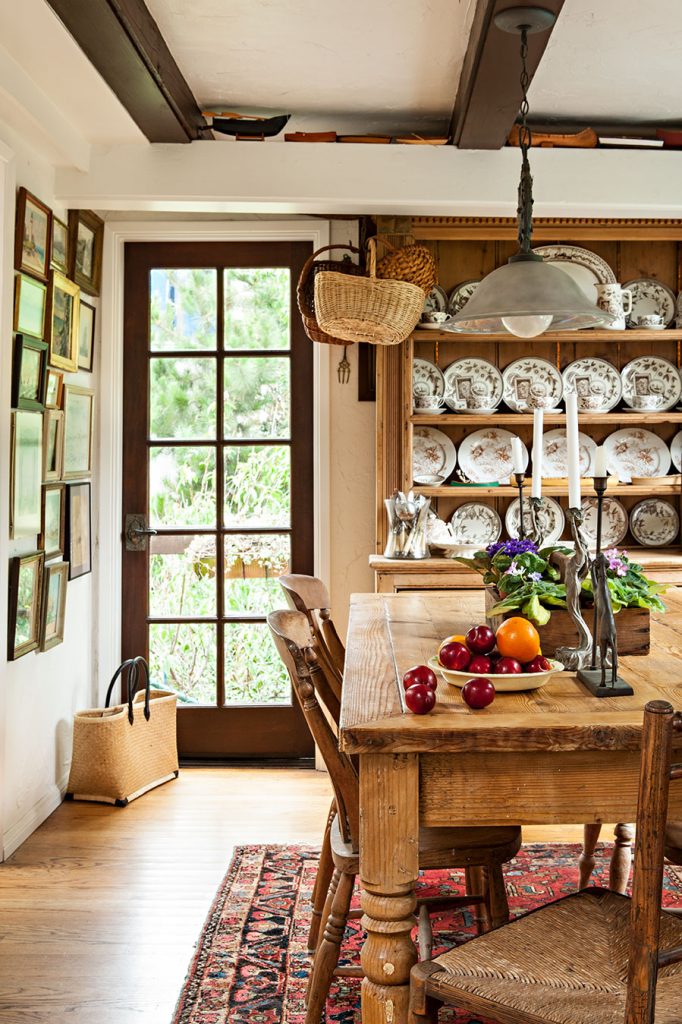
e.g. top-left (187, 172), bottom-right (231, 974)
top-left (66, 657), bottom-right (179, 807)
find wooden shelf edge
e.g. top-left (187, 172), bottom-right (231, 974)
top-left (413, 329), bottom-right (682, 343)
top-left (413, 484), bottom-right (682, 497)
top-left (411, 412), bottom-right (682, 425)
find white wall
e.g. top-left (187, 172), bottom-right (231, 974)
top-left (0, 121), bottom-right (98, 858)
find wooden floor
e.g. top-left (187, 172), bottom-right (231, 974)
top-left (0, 767), bottom-right (605, 1024)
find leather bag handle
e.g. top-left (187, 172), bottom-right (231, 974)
top-left (105, 657), bottom-right (151, 724)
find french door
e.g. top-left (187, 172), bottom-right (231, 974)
top-left (122, 241), bottom-right (314, 759)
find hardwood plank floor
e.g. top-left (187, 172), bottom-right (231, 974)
top-left (0, 767), bottom-right (611, 1024)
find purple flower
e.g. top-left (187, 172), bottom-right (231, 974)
top-left (486, 538), bottom-right (539, 558)
top-left (529, 571), bottom-right (542, 582)
top-left (604, 547), bottom-right (629, 577)
top-left (505, 561), bottom-right (524, 576)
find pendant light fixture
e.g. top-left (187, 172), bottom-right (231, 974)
top-left (444, 6), bottom-right (615, 338)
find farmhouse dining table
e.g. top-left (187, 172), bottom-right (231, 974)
top-left (339, 589), bottom-right (682, 1024)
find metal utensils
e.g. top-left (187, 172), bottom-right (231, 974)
top-left (384, 490), bottom-right (431, 559)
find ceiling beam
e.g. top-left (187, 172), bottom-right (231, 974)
top-left (450, 0), bottom-right (565, 150)
top-left (45, 0), bottom-right (209, 143)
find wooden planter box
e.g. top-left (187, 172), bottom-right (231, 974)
top-left (484, 587), bottom-right (650, 657)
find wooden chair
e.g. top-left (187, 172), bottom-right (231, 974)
top-left (409, 700), bottom-right (682, 1024)
top-left (278, 573), bottom-right (345, 697)
top-left (268, 609), bottom-right (522, 1024)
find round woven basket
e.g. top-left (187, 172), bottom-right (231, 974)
top-left (375, 236), bottom-right (437, 294)
top-left (314, 238), bottom-right (425, 346)
top-left (296, 244), bottom-right (363, 345)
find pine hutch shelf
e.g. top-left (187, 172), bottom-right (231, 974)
top-left (413, 328), bottom-right (682, 343)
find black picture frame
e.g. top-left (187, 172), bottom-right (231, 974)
top-left (11, 335), bottom-right (48, 411)
top-left (65, 482), bottom-right (92, 580)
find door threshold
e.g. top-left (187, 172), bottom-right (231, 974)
top-left (179, 757), bottom-right (316, 768)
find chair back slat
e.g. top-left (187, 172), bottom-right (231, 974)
top-left (279, 574), bottom-right (344, 712)
top-left (626, 699), bottom-right (675, 1023)
top-left (268, 609), bottom-right (359, 849)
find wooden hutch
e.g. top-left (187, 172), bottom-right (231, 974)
top-left (372, 215), bottom-right (682, 593)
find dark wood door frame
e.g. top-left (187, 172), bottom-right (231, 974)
top-left (123, 240), bottom-right (314, 758)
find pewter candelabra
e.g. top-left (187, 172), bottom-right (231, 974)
top-left (527, 495), bottom-right (546, 547)
top-left (555, 506), bottom-right (593, 671)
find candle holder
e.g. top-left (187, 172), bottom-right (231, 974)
top-left (514, 472), bottom-right (526, 539)
top-left (527, 495), bottom-right (546, 546)
top-left (555, 506), bottom-right (593, 671)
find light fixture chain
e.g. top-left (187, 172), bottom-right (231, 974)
top-left (516, 26), bottom-right (534, 255)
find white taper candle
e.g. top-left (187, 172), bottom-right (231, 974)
top-left (531, 408), bottom-right (544, 498)
top-left (511, 437), bottom-right (525, 475)
top-left (565, 391), bottom-right (581, 508)
top-left (593, 445), bottom-right (608, 478)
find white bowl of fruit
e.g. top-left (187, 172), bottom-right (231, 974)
top-left (430, 619), bottom-right (564, 694)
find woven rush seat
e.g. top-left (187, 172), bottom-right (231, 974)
top-left (414, 887), bottom-right (682, 1024)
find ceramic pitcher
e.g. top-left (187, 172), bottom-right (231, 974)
top-left (595, 283), bottom-right (632, 330)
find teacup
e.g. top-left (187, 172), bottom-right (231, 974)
top-left (635, 314), bottom-right (664, 328)
top-left (414, 393), bottom-right (445, 410)
top-left (421, 311), bottom-right (448, 324)
top-left (632, 395), bottom-right (661, 411)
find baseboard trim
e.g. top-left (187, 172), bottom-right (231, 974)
top-left (2, 777), bottom-right (68, 860)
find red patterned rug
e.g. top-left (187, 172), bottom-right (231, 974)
top-left (172, 843), bottom-right (682, 1024)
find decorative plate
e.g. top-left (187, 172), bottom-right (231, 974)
top-left (581, 497), bottom-right (629, 549)
top-left (623, 278), bottom-right (676, 328)
top-left (630, 498), bottom-right (680, 547)
top-left (422, 284), bottom-right (448, 314)
top-left (447, 280), bottom-right (480, 316)
top-left (671, 430), bottom-right (682, 472)
top-left (442, 357), bottom-right (503, 412)
top-left (429, 655), bottom-right (564, 693)
top-left (541, 429), bottom-right (597, 478)
top-left (412, 427), bottom-right (457, 483)
top-left (457, 428), bottom-right (529, 484)
top-left (505, 496), bottom-right (565, 546)
top-left (413, 358), bottom-right (445, 400)
top-left (532, 244), bottom-right (616, 300)
top-left (603, 427), bottom-right (671, 482)
top-left (621, 356), bottom-right (682, 411)
top-left (562, 357), bottom-right (623, 412)
top-left (502, 357), bottom-right (563, 412)
top-left (448, 502), bottom-right (502, 546)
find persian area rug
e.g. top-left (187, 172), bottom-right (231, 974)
top-left (172, 843), bottom-right (682, 1024)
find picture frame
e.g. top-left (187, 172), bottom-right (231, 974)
top-left (39, 561), bottom-right (68, 652)
top-left (62, 385), bottom-right (94, 479)
top-left (78, 300), bottom-right (96, 372)
top-left (65, 482), bottom-right (92, 580)
top-left (45, 368), bottom-right (64, 410)
top-left (12, 335), bottom-right (48, 411)
top-left (51, 217), bottom-right (69, 273)
top-left (42, 409), bottom-right (64, 482)
top-left (48, 271), bottom-right (80, 372)
top-left (69, 209), bottom-right (103, 296)
top-left (10, 410), bottom-right (43, 539)
top-left (40, 482), bottom-right (65, 560)
top-left (15, 187), bottom-right (51, 282)
top-left (8, 552), bottom-right (44, 660)
top-left (14, 273), bottom-right (47, 339)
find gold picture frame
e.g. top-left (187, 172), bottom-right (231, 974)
top-left (45, 368), bottom-right (64, 410)
top-left (39, 561), bottom-right (68, 652)
top-left (42, 409), bottom-right (64, 482)
top-left (69, 209), bottom-right (103, 296)
top-left (15, 187), bottom-right (51, 282)
top-left (62, 385), bottom-right (94, 479)
top-left (51, 217), bottom-right (69, 273)
top-left (8, 552), bottom-right (44, 660)
top-left (10, 410), bottom-right (43, 539)
top-left (40, 482), bottom-right (65, 560)
top-left (48, 271), bottom-right (80, 372)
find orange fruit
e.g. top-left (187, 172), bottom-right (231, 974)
top-left (495, 617), bottom-right (540, 663)
top-left (439, 634), bottom-right (466, 652)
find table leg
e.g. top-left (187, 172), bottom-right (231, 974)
top-left (360, 753), bottom-right (419, 1024)
top-left (609, 822), bottom-right (635, 893)
top-left (579, 823), bottom-right (602, 889)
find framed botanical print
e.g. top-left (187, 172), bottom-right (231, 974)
top-left (51, 217), bottom-right (69, 273)
top-left (45, 368), bottom-right (64, 410)
top-left (14, 273), bottom-right (47, 339)
top-left (42, 409), bottom-right (64, 482)
top-left (39, 561), bottom-right (68, 652)
top-left (48, 271), bottom-right (80, 372)
top-left (66, 482), bottom-right (91, 580)
top-left (62, 385), bottom-right (94, 479)
top-left (8, 552), bottom-right (44, 660)
top-left (10, 410), bottom-right (43, 539)
top-left (78, 300), bottom-right (96, 372)
top-left (12, 335), bottom-right (48, 411)
top-left (69, 209), bottom-right (103, 296)
top-left (15, 187), bottom-right (51, 281)
top-left (40, 482), bottom-right (65, 560)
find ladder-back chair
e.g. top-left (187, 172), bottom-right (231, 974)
top-left (278, 574), bottom-right (345, 705)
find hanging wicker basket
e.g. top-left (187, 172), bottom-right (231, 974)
top-left (375, 236), bottom-right (437, 294)
top-left (314, 238), bottom-right (425, 346)
top-left (296, 244), bottom-right (363, 345)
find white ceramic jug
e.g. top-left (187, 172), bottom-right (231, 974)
top-left (595, 283), bottom-right (633, 330)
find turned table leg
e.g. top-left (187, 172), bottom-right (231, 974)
top-left (580, 823), bottom-right (602, 888)
top-left (609, 822), bottom-right (635, 893)
top-left (360, 753), bottom-right (419, 1024)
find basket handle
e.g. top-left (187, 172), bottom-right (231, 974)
top-left (298, 243), bottom-right (362, 284)
top-left (105, 657), bottom-right (151, 724)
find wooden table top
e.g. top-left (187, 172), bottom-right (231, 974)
top-left (340, 590), bottom-right (682, 755)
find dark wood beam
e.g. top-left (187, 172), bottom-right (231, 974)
top-left (450, 0), bottom-right (565, 150)
top-left (46, 0), bottom-right (209, 143)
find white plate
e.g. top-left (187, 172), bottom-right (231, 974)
top-left (412, 427), bottom-right (457, 483)
top-left (502, 357), bottom-right (563, 413)
top-left (532, 244), bottom-right (616, 300)
top-left (623, 278), bottom-right (676, 328)
top-left (542, 429), bottom-right (597, 478)
top-left (505, 496), bottom-right (565, 546)
top-left (581, 496), bottom-right (628, 549)
top-left (443, 358), bottom-right (503, 412)
top-left (562, 357), bottom-right (623, 412)
top-left (413, 358), bottom-right (445, 400)
top-left (671, 430), bottom-right (682, 472)
top-left (603, 428), bottom-right (671, 482)
top-left (630, 498), bottom-right (680, 547)
top-left (448, 502), bottom-right (502, 546)
top-left (621, 356), bottom-right (682, 411)
top-left (423, 285), bottom-right (448, 314)
top-left (447, 280), bottom-right (480, 316)
top-left (429, 655), bottom-right (564, 693)
top-left (458, 428), bottom-right (529, 484)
